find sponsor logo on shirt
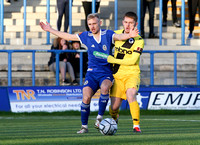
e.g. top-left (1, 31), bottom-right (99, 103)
top-left (116, 47), bottom-right (132, 54)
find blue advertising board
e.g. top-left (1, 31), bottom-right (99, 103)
top-left (120, 86), bottom-right (200, 110)
top-left (6, 86), bottom-right (110, 112)
top-left (0, 85), bottom-right (200, 112)
top-left (140, 86), bottom-right (200, 110)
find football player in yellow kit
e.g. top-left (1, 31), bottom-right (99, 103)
top-left (109, 11), bottom-right (144, 133)
top-left (94, 11), bottom-right (144, 133)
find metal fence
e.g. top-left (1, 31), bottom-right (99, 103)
top-left (0, 49), bottom-right (87, 86)
top-left (1, 49), bottom-right (200, 86)
top-left (143, 50), bottom-right (200, 85)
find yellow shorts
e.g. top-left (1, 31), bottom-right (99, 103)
top-left (110, 75), bottom-right (140, 100)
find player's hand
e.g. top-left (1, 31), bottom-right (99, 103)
top-left (107, 55), bottom-right (115, 64)
top-left (40, 21), bottom-right (51, 32)
top-left (93, 51), bottom-right (109, 59)
top-left (129, 27), bottom-right (139, 38)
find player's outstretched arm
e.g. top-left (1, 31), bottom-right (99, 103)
top-left (107, 53), bottom-right (140, 65)
top-left (113, 28), bottom-right (139, 41)
top-left (93, 51), bottom-right (140, 65)
top-left (40, 21), bottom-right (79, 41)
top-left (93, 39), bottom-right (144, 65)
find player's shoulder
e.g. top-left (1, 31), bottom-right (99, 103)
top-left (114, 29), bottom-right (124, 34)
top-left (135, 35), bottom-right (144, 43)
top-left (132, 35), bottom-right (144, 50)
top-left (101, 29), bottom-right (115, 36)
top-left (78, 31), bottom-right (90, 36)
top-left (102, 29), bottom-right (114, 33)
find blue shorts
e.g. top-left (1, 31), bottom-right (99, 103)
top-left (83, 71), bottom-right (114, 93)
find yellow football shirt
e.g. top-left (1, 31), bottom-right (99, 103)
top-left (108, 29), bottom-right (144, 79)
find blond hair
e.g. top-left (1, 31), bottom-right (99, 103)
top-left (87, 13), bottom-right (100, 21)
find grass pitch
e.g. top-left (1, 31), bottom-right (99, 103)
top-left (0, 111), bottom-right (200, 145)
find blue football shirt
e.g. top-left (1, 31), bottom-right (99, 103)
top-left (77, 29), bottom-right (115, 74)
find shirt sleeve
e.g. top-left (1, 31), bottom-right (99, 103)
top-left (106, 29), bottom-right (115, 44)
top-left (107, 52), bottom-right (140, 65)
top-left (76, 31), bottom-right (87, 45)
top-left (112, 33), bottom-right (115, 44)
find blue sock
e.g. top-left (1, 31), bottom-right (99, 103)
top-left (98, 94), bottom-right (109, 116)
top-left (81, 102), bottom-right (90, 125)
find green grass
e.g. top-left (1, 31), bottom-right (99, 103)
top-left (0, 111), bottom-right (200, 145)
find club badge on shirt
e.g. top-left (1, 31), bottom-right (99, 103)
top-left (103, 45), bottom-right (107, 51)
top-left (129, 38), bottom-right (134, 44)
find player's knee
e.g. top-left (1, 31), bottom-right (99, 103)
top-left (100, 85), bottom-right (109, 94)
top-left (82, 95), bottom-right (91, 104)
top-left (127, 96), bottom-right (137, 103)
top-left (126, 88), bottom-right (137, 100)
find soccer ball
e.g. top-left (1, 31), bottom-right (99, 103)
top-left (99, 118), bottom-right (117, 135)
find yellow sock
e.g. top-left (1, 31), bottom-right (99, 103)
top-left (129, 101), bottom-right (140, 126)
top-left (109, 106), bottom-right (119, 121)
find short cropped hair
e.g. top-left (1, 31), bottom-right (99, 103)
top-left (123, 11), bottom-right (138, 22)
top-left (87, 13), bottom-right (100, 21)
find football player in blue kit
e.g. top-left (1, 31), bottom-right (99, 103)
top-left (40, 13), bottom-right (139, 134)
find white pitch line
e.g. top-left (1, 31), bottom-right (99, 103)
top-left (0, 117), bottom-right (200, 122)
top-left (116, 118), bottom-right (200, 122)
